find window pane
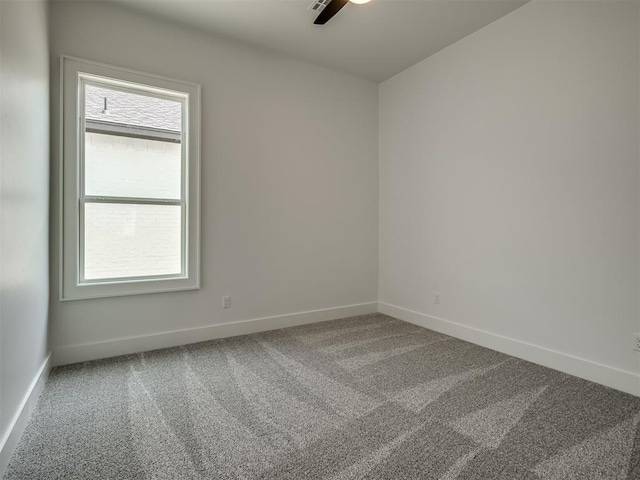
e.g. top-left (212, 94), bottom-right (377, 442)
top-left (83, 203), bottom-right (182, 280)
top-left (84, 84), bottom-right (182, 199)
top-left (84, 132), bottom-right (182, 199)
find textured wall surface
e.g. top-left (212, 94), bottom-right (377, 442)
top-left (379, 1), bottom-right (639, 374)
top-left (0, 0), bottom-right (50, 471)
top-left (50, 1), bottom-right (379, 355)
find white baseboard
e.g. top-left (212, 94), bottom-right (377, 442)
top-left (379, 302), bottom-right (640, 397)
top-left (0, 352), bottom-right (52, 477)
top-left (53, 302), bottom-right (379, 366)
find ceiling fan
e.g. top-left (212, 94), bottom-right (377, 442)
top-left (311, 0), bottom-right (371, 25)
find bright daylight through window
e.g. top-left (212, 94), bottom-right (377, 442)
top-left (61, 58), bottom-right (200, 300)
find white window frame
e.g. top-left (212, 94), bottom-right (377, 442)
top-left (60, 56), bottom-right (201, 300)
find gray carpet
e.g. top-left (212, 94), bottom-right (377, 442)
top-left (5, 313), bottom-right (640, 479)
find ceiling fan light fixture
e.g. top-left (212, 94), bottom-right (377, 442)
top-left (349, 0), bottom-right (371, 4)
top-left (314, 0), bottom-right (368, 25)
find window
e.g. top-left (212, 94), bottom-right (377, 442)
top-left (60, 57), bottom-right (200, 300)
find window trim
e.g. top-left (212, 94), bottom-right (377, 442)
top-left (60, 56), bottom-right (201, 301)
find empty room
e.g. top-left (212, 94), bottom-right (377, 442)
top-left (1, 0), bottom-right (640, 478)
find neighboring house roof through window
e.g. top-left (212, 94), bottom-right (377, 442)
top-left (85, 84), bottom-right (182, 142)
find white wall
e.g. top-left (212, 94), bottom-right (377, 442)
top-left (49, 1), bottom-right (379, 363)
top-left (0, 0), bottom-right (51, 472)
top-left (379, 1), bottom-right (640, 393)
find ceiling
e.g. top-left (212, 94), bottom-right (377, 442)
top-left (111, 0), bottom-right (528, 82)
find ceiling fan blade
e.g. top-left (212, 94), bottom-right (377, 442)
top-left (314, 0), bottom-right (349, 25)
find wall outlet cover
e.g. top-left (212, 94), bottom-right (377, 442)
top-left (222, 296), bottom-right (231, 309)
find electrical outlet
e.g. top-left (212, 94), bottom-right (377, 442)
top-left (434, 292), bottom-right (441, 305)
top-left (633, 333), bottom-right (640, 352)
top-left (222, 296), bottom-right (231, 309)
